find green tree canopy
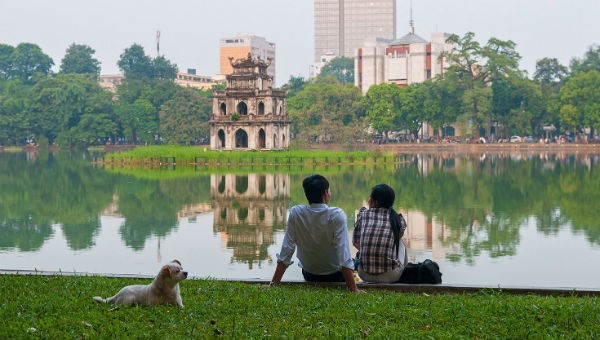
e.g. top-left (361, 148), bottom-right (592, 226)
top-left (28, 74), bottom-right (114, 146)
top-left (533, 57), bottom-right (568, 93)
top-left (117, 44), bottom-right (153, 79)
top-left (318, 57), bottom-right (354, 85)
top-left (559, 70), bottom-right (600, 136)
top-left (0, 79), bottom-right (32, 145)
top-left (59, 43), bottom-right (101, 77)
top-left (151, 56), bottom-right (177, 81)
top-left (116, 98), bottom-right (158, 144)
top-left (287, 77), bottom-right (365, 144)
top-left (0, 43), bottom-right (53, 84)
top-left (362, 83), bottom-right (402, 137)
top-left (159, 87), bottom-right (212, 144)
top-left (117, 44), bottom-right (177, 81)
top-left (570, 45), bottom-right (600, 75)
top-left (442, 32), bottom-right (522, 138)
top-left (0, 44), bottom-right (15, 81)
top-left (283, 75), bottom-right (306, 98)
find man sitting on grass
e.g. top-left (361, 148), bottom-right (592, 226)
top-left (270, 174), bottom-right (363, 293)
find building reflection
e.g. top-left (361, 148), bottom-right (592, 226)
top-left (401, 210), bottom-right (459, 262)
top-left (211, 174), bottom-right (290, 268)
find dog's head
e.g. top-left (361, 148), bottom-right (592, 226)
top-left (158, 259), bottom-right (188, 283)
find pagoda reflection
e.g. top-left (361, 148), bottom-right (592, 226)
top-left (211, 174), bottom-right (290, 268)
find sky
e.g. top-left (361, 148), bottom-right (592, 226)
top-left (1, 0), bottom-right (599, 86)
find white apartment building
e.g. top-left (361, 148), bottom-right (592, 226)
top-left (355, 30), bottom-right (453, 93)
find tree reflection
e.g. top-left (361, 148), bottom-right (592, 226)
top-left (0, 151), bottom-right (113, 251)
top-left (116, 176), bottom-right (211, 250)
top-left (1, 151), bottom-right (600, 263)
top-left (0, 217), bottom-right (53, 251)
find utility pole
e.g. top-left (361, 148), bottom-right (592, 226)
top-left (156, 30), bottom-right (161, 57)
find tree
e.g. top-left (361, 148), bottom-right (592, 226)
top-left (151, 56), bottom-right (177, 81)
top-left (318, 57), bottom-right (354, 85)
top-left (117, 44), bottom-right (177, 81)
top-left (116, 98), bottom-right (157, 144)
top-left (159, 87), bottom-right (212, 144)
top-left (559, 70), bottom-right (600, 138)
top-left (59, 43), bottom-right (101, 77)
top-left (442, 32), bottom-right (522, 138)
top-left (283, 75), bottom-right (306, 98)
top-left (492, 76), bottom-right (545, 137)
top-left (117, 44), bottom-right (152, 80)
top-left (533, 58), bottom-right (568, 92)
top-left (287, 77), bottom-right (365, 144)
top-left (0, 44), bottom-right (15, 81)
top-left (5, 43), bottom-right (53, 84)
top-left (0, 80), bottom-right (32, 145)
top-left (28, 74), bottom-right (114, 146)
top-left (362, 83), bottom-right (402, 139)
top-left (419, 78), bottom-right (462, 139)
top-left (570, 45), bottom-right (600, 75)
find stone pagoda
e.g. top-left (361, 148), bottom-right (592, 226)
top-left (210, 53), bottom-right (289, 150)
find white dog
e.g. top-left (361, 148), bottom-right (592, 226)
top-left (93, 260), bottom-right (188, 308)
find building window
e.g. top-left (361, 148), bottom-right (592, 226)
top-left (235, 129), bottom-right (248, 148)
top-left (237, 102), bottom-right (248, 115)
top-left (258, 101), bottom-right (265, 115)
top-left (258, 129), bottom-right (266, 148)
top-left (218, 129), bottom-right (225, 148)
top-left (220, 103), bottom-right (227, 115)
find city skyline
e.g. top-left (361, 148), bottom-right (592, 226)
top-left (1, 0), bottom-right (599, 86)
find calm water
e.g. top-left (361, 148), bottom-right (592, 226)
top-left (1, 150), bottom-right (599, 288)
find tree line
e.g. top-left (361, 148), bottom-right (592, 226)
top-left (1, 32), bottom-right (599, 147)
top-left (289, 33), bottom-right (600, 144)
top-left (0, 43), bottom-right (213, 147)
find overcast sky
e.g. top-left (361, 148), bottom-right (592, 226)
top-left (1, 0), bottom-right (598, 86)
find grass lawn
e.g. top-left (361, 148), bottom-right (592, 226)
top-left (1, 274), bottom-right (598, 338)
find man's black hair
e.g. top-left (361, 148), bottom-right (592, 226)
top-left (302, 174), bottom-right (329, 204)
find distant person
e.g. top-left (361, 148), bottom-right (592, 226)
top-left (353, 184), bottom-right (407, 283)
top-left (270, 174), bottom-right (363, 293)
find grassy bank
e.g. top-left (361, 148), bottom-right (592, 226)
top-left (100, 145), bottom-right (395, 166)
top-left (2, 275), bottom-right (598, 338)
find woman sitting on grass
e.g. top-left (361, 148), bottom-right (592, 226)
top-left (352, 184), bottom-right (407, 283)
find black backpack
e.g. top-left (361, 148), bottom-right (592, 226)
top-left (398, 259), bottom-right (442, 284)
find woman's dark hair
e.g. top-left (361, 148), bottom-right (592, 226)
top-left (370, 184), bottom-right (403, 251)
top-left (303, 174), bottom-right (329, 204)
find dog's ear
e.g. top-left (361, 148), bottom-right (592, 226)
top-left (171, 259), bottom-right (181, 266)
top-left (160, 265), bottom-right (171, 277)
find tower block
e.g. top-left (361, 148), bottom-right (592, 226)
top-left (210, 53), bottom-right (289, 150)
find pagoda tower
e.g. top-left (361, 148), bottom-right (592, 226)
top-left (210, 53), bottom-right (289, 150)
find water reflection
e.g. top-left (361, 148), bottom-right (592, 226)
top-left (211, 174), bottom-right (289, 268)
top-left (1, 150), bottom-right (600, 287)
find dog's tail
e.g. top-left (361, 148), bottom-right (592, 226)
top-left (93, 296), bottom-right (108, 304)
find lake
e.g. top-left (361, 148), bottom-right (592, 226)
top-left (1, 149), bottom-right (599, 289)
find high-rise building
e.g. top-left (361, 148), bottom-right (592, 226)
top-left (219, 34), bottom-right (276, 84)
top-left (314, 0), bottom-right (396, 62)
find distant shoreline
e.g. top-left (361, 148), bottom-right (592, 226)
top-left (1, 143), bottom-right (599, 155)
top-left (364, 142), bottom-right (600, 154)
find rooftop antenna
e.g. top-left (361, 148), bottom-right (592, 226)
top-left (156, 30), bottom-right (161, 57)
top-left (409, 0), bottom-right (415, 34)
